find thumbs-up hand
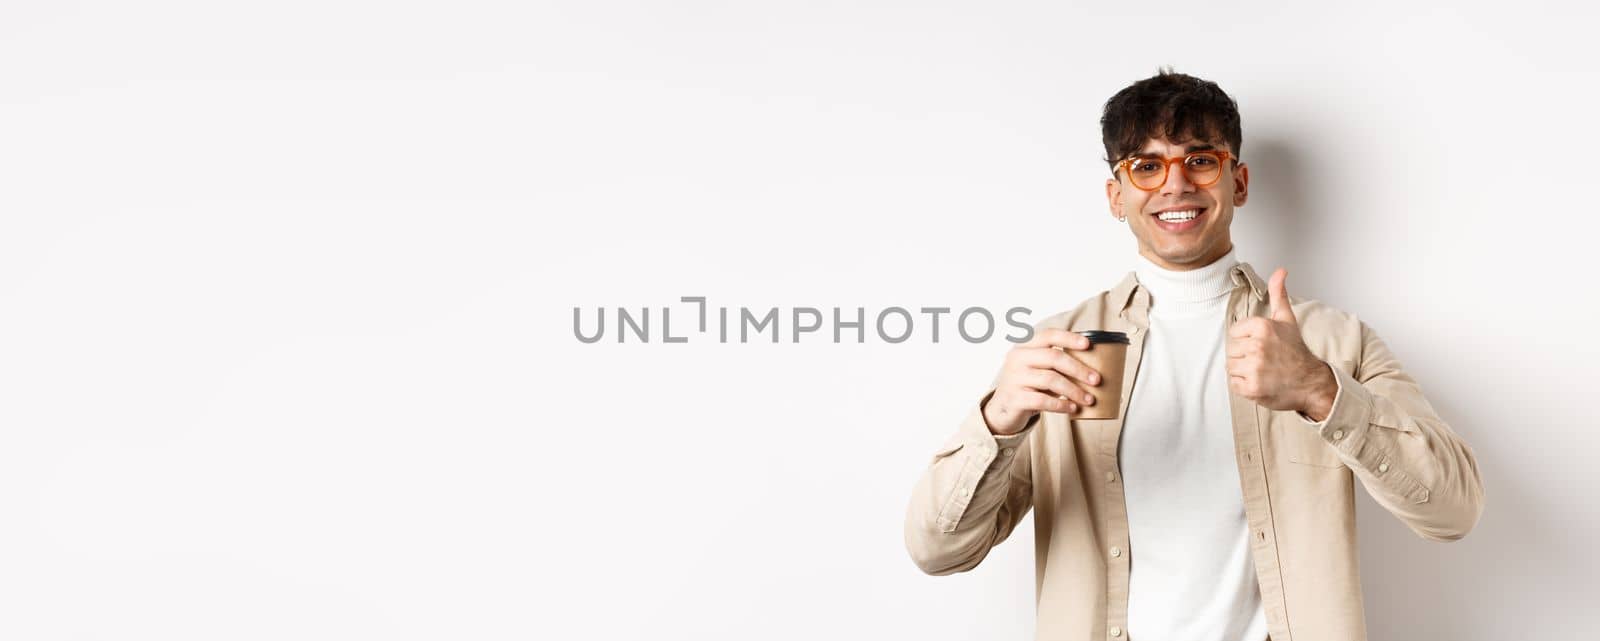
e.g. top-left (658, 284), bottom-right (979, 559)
top-left (1226, 267), bottom-right (1338, 420)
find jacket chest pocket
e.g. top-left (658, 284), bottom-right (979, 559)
top-left (1283, 358), bottom-right (1357, 469)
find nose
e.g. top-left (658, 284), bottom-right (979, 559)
top-left (1161, 159), bottom-right (1196, 196)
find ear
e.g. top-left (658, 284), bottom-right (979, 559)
top-left (1232, 161), bottom-right (1249, 207)
top-left (1106, 177), bottom-right (1123, 220)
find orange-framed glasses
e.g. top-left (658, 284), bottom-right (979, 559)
top-left (1114, 150), bottom-right (1235, 191)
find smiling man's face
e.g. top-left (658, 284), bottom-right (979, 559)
top-left (1104, 136), bottom-right (1249, 271)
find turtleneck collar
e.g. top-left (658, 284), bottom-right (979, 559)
top-left (1133, 246), bottom-right (1241, 310)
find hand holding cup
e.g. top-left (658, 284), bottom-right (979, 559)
top-left (981, 328), bottom-right (1109, 435)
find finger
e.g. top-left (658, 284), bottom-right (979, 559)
top-left (1022, 368), bottom-right (1097, 407)
top-left (1228, 316), bottom-right (1260, 339)
top-left (1012, 389), bottom-right (1078, 414)
top-left (1228, 374), bottom-right (1256, 398)
top-left (1225, 339), bottom-right (1256, 359)
top-left (1013, 347), bottom-right (1104, 386)
top-left (1048, 350), bottom-right (1106, 389)
top-left (1226, 354), bottom-right (1258, 377)
top-left (1021, 347), bottom-right (1106, 387)
top-left (1269, 267), bottom-right (1298, 325)
top-left (1023, 327), bottom-right (1092, 351)
top-left (1227, 358), bottom-right (1258, 379)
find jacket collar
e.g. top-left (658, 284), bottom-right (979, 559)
top-left (1111, 258), bottom-right (1268, 318)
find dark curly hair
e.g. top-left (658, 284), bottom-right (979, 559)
top-left (1100, 66), bottom-right (1242, 176)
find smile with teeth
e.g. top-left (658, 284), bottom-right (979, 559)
top-left (1155, 208), bottom-right (1202, 222)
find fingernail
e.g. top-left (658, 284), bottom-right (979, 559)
top-left (1090, 373), bottom-right (1100, 384)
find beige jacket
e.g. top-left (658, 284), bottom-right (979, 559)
top-left (904, 261), bottom-right (1485, 641)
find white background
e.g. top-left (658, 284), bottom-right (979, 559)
top-left (2, 1), bottom-right (1597, 639)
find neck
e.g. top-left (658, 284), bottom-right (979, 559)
top-left (1134, 247), bottom-right (1240, 308)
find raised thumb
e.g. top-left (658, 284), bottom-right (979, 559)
top-left (1269, 267), bottom-right (1297, 325)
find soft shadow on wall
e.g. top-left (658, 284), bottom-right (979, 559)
top-left (1242, 135), bottom-right (1587, 638)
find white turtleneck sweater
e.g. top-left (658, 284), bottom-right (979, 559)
top-left (1121, 246), bottom-right (1268, 641)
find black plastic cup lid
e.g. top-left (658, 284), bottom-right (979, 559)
top-left (1076, 330), bottom-right (1130, 345)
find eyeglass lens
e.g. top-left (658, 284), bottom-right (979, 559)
top-left (1128, 152), bottom-right (1225, 190)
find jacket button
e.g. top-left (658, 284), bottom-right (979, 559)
top-left (1110, 626), bottom-right (1123, 637)
top-left (1378, 462), bottom-right (1390, 473)
top-left (1110, 546), bottom-right (1122, 558)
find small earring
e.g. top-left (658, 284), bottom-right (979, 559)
top-left (1117, 215), bottom-right (1126, 222)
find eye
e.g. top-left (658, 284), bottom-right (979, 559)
top-left (1187, 155), bottom-right (1217, 167)
top-left (1133, 160), bottom-right (1160, 172)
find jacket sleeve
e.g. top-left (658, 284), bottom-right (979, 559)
top-left (904, 382), bottom-right (1037, 575)
top-left (1296, 320), bottom-right (1485, 541)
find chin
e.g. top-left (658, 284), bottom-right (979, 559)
top-left (1151, 244), bottom-right (1215, 266)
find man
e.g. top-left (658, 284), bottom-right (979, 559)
top-left (903, 69), bottom-right (1484, 641)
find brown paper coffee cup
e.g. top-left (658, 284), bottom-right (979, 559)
top-left (1065, 330), bottom-right (1128, 420)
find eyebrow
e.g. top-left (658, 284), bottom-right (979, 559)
top-left (1136, 143), bottom-right (1218, 157)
